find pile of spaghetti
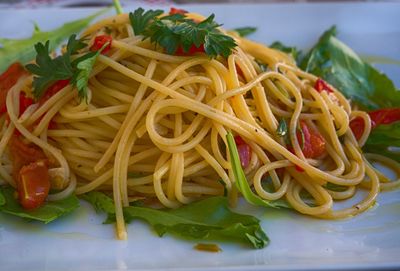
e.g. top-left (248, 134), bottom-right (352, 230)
top-left (1, 8), bottom-right (399, 240)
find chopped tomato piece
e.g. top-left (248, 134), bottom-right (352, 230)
top-left (90, 35), bottom-right (112, 54)
top-left (176, 44), bottom-right (205, 56)
top-left (38, 79), bottom-right (70, 106)
top-left (19, 92), bottom-right (34, 116)
top-left (169, 7), bottom-right (188, 15)
top-left (234, 135), bottom-right (251, 168)
top-left (314, 78), bottom-right (333, 94)
top-left (0, 63), bottom-right (28, 115)
top-left (9, 137), bottom-right (47, 182)
top-left (350, 108), bottom-right (400, 140)
top-left (297, 121), bottom-right (326, 159)
top-left (369, 108), bottom-right (400, 127)
top-left (18, 160), bottom-right (50, 209)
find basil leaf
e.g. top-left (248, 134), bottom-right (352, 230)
top-left (226, 132), bottom-right (291, 209)
top-left (0, 186), bottom-right (79, 224)
top-left (300, 26), bottom-right (400, 110)
top-left (0, 9), bottom-right (107, 73)
top-left (124, 196), bottom-right (269, 249)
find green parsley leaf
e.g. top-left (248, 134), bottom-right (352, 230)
top-left (226, 132), bottom-right (291, 209)
top-left (26, 34), bottom-right (85, 99)
top-left (129, 8), bottom-right (163, 36)
top-left (233, 26), bottom-right (257, 37)
top-left (0, 9), bottom-right (106, 73)
top-left (129, 8), bottom-right (237, 58)
top-left (0, 186), bottom-right (79, 224)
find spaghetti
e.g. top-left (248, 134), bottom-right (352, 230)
top-left (1, 11), bottom-right (399, 240)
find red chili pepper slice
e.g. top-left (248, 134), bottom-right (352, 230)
top-left (169, 7), bottom-right (188, 15)
top-left (314, 78), bottom-right (334, 94)
top-left (90, 35), bottom-right (112, 54)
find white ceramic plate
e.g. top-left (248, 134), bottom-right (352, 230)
top-left (1, 3), bottom-right (400, 271)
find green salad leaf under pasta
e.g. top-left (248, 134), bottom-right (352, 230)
top-left (0, 187), bottom-right (79, 223)
top-left (82, 191), bottom-right (269, 249)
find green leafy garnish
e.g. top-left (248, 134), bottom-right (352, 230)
top-left (0, 186), bottom-right (79, 223)
top-left (82, 191), bottom-right (269, 249)
top-left (276, 118), bottom-right (288, 137)
top-left (233, 27), bottom-right (257, 37)
top-left (0, 9), bottom-right (105, 73)
top-left (26, 35), bottom-right (107, 100)
top-left (0, 189), bottom-right (5, 206)
top-left (363, 122), bottom-right (400, 162)
top-left (300, 26), bottom-right (400, 110)
top-left (226, 132), bottom-right (291, 209)
top-left (26, 35), bottom-right (83, 98)
top-left (270, 41), bottom-right (302, 63)
top-left (129, 8), bottom-right (237, 58)
top-left (124, 197), bottom-right (269, 249)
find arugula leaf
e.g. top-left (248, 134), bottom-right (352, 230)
top-left (270, 41), bottom-right (302, 64)
top-left (129, 8), bottom-right (237, 58)
top-left (226, 132), bottom-right (291, 209)
top-left (0, 186), bottom-right (79, 223)
top-left (233, 27), bottom-right (257, 37)
top-left (0, 9), bottom-right (105, 73)
top-left (81, 191), bottom-right (115, 214)
top-left (276, 118), bottom-right (288, 137)
top-left (82, 191), bottom-right (269, 248)
top-left (363, 122), bottom-right (400, 162)
top-left (0, 189), bottom-right (5, 206)
top-left (124, 196), bottom-right (269, 249)
top-left (300, 26), bottom-right (400, 110)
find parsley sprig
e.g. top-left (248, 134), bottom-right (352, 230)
top-left (129, 8), bottom-right (237, 58)
top-left (26, 35), bottom-right (106, 101)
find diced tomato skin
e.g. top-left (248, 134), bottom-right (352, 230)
top-left (169, 7), bottom-right (188, 15)
top-left (0, 63), bottom-right (28, 116)
top-left (9, 137), bottom-right (47, 183)
top-left (296, 121), bottom-right (326, 159)
top-left (175, 44), bottom-right (205, 56)
top-left (369, 108), bottom-right (400, 127)
top-left (350, 117), bottom-right (364, 140)
top-left (314, 78), bottom-right (333, 94)
top-left (90, 35), bottom-right (112, 54)
top-left (350, 108), bottom-right (400, 140)
top-left (19, 92), bottom-right (34, 115)
top-left (38, 79), bottom-right (70, 106)
top-left (18, 161), bottom-right (50, 209)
